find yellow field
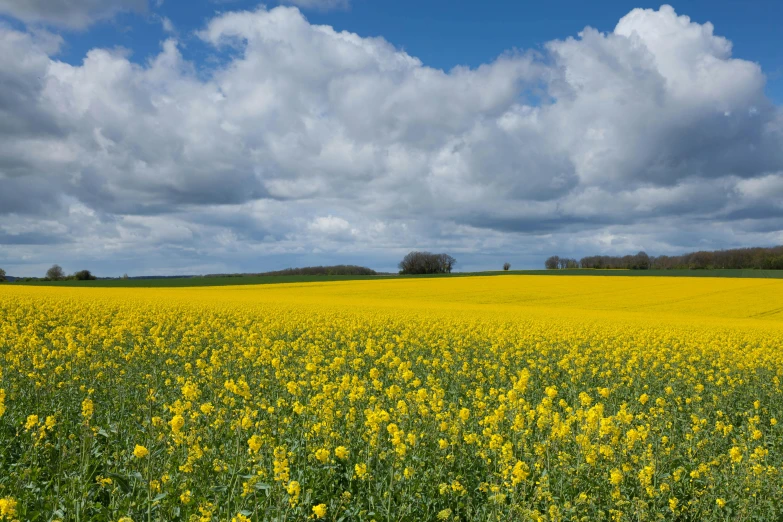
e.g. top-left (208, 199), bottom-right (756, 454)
top-left (1, 276), bottom-right (782, 521)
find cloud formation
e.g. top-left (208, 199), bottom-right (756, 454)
top-left (0, 0), bottom-right (147, 29)
top-left (0, 5), bottom-right (781, 275)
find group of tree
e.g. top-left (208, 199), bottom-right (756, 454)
top-left (202, 265), bottom-right (379, 278)
top-left (652, 246), bottom-right (783, 269)
top-left (544, 256), bottom-right (580, 270)
top-left (545, 245), bottom-right (783, 270)
top-left (43, 264), bottom-right (97, 281)
top-left (258, 265), bottom-right (377, 276)
top-left (578, 251), bottom-right (651, 270)
top-left (0, 268), bottom-right (6, 282)
top-left (398, 251), bottom-right (455, 274)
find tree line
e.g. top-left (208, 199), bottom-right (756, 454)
top-left (7, 264), bottom-right (98, 282)
top-left (261, 265), bottom-right (377, 276)
top-left (546, 245), bottom-right (783, 270)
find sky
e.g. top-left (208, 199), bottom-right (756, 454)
top-left (0, 0), bottom-right (782, 277)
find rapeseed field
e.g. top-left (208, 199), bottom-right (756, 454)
top-left (1, 276), bottom-right (782, 521)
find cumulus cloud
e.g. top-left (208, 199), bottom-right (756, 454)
top-left (0, 5), bottom-right (782, 275)
top-left (0, 0), bottom-right (147, 29)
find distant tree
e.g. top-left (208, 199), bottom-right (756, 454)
top-left (503, 262), bottom-right (510, 271)
top-left (688, 251), bottom-right (713, 270)
top-left (437, 253), bottom-right (456, 274)
top-left (545, 256), bottom-right (560, 270)
top-left (399, 251), bottom-right (456, 275)
top-left (72, 270), bottom-right (97, 281)
top-left (46, 264), bottom-right (65, 280)
top-left (0, 268), bottom-right (6, 282)
top-left (122, 274), bottom-right (129, 280)
top-left (632, 251), bottom-right (650, 270)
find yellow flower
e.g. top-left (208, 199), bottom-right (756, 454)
top-left (354, 463), bottom-right (368, 479)
top-left (81, 398), bottom-right (94, 422)
top-left (133, 445), bottom-right (149, 459)
top-left (170, 414), bottom-right (185, 433)
top-left (437, 508), bottom-right (452, 520)
top-left (247, 434), bottom-right (263, 453)
top-left (24, 414), bottom-right (39, 430)
top-left (609, 468), bottom-right (623, 486)
top-left (716, 498), bottom-right (726, 508)
top-left (0, 497), bottom-right (18, 517)
top-left (669, 498), bottom-right (678, 511)
top-left (180, 490), bottom-right (192, 504)
top-left (286, 480), bottom-right (301, 499)
top-left (232, 514), bottom-right (250, 522)
top-left (312, 504), bottom-right (327, 519)
top-left (315, 448), bottom-right (330, 463)
top-left (334, 445), bottom-right (349, 460)
top-left (729, 446), bottom-right (743, 463)
top-left (511, 461), bottom-right (530, 485)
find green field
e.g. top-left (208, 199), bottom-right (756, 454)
top-left (6, 268), bottom-right (783, 287)
top-left (9, 274), bottom-right (394, 287)
top-left (501, 268), bottom-right (783, 278)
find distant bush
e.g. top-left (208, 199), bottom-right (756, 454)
top-left (503, 263), bottom-right (510, 271)
top-left (398, 252), bottom-right (455, 275)
top-left (70, 270), bottom-right (97, 281)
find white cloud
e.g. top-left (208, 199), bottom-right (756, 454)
top-left (308, 216), bottom-right (353, 239)
top-left (0, 0), bottom-right (147, 29)
top-left (280, 0), bottom-right (350, 12)
top-left (0, 5), bottom-right (782, 275)
top-left (159, 15), bottom-right (174, 33)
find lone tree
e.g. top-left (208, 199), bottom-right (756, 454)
top-left (398, 251), bottom-right (456, 275)
top-left (0, 268), bottom-right (6, 282)
top-left (545, 256), bottom-right (560, 270)
top-left (46, 264), bottom-right (65, 280)
top-left (503, 262), bottom-right (511, 271)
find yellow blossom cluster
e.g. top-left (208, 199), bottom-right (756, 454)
top-left (1, 275), bottom-right (782, 520)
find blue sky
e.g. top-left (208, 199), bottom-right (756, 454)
top-left (0, 0), bottom-right (782, 276)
